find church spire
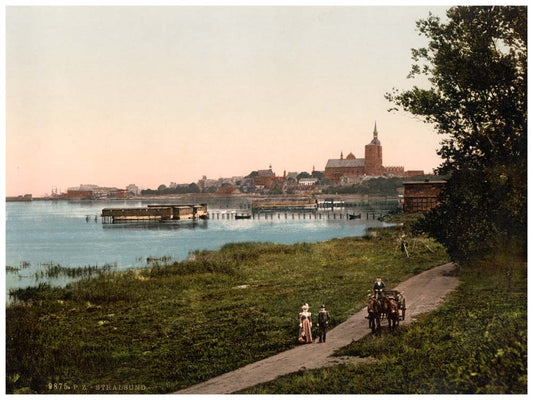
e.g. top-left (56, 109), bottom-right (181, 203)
top-left (368, 121), bottom-right (381, 146)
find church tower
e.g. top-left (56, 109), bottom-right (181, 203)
top-left (364, 122), bottom-right (383, 175)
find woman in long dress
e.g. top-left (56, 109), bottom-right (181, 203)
top-left (298, 304), bottom-right (313, 343)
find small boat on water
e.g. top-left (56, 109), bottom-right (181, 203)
top-left (348, 213), bottom-right (362, 220)
top-left (235, 214), bottom-right (252, 220)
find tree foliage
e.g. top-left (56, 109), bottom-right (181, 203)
top-left (387, 6), bottom-right (527, 262)
top-left (311, 171), bottom-right (325, 180)
top-left (323, 177), bottom-right (404, 196)
top-left (141, 183), bottom-right (201, 195)
top-left (296, 172), bottom-right (312, 180)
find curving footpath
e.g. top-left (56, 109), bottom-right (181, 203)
top-left (175, 262), bottom-right (460, 394)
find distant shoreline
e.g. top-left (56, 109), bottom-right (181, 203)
top-left (9, 193), bottom-right (401, 202)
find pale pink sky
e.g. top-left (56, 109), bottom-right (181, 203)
top-left (6, 6), bottom-right (447, 197)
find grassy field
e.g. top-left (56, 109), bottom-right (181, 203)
top-left (241, 242), bottom-right (527, 394)
top-left (6, 225), bottom-right (448, 394)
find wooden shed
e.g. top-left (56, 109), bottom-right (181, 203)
top-left (403, 180), bottom-right (447, 213)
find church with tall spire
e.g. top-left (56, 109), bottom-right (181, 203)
top-left (324, 122), bottom-right (404, 183)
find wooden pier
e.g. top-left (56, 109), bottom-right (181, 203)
top-left (251, 198), bottom-right (318, 213)
top-left (208, 211), bottom-right (383, 220)
top-left (99, 201), bottom-right (386, 224)
top-left (101, 204), bottom-right (208, 224)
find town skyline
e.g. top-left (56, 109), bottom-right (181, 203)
top-left (28, 121), bottom-right (432, 199)
top-left (7, 6), bottom-right (447, 197)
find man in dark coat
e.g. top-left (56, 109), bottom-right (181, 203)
top-left (317, 304), bottom-right (330, 343)
top-left (374, 277), bottom-right (385, 299)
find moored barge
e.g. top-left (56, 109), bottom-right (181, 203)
top-left (101, 204), bottom-right (208, 224)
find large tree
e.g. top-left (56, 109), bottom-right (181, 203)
top-left (387, 6), bottom-right (527, 262)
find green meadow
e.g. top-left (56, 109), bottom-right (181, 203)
top-left (241, 242), bottom-right (527, 394)
top-left (6, 224), bottom-right (448, 394)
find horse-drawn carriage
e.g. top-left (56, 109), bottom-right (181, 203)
top-left (366, 290), bottom-right (406, 333)
top-left (383, 290), bottom-right (406, 321)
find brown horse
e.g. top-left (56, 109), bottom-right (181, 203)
top-left (367, 297), bottom-right (382, 333)
top-left (383, 296), bottom-right (400, 331)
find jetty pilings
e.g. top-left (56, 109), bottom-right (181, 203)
top-left (207, 211), bottom-right (383, 220)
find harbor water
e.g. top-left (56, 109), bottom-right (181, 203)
top-left (6, 199), bottom-right (396, 300)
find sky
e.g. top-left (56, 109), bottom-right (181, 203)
top-left (5, 5), bottom-right (451, 197)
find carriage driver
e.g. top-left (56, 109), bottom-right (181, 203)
top-left (373, 277), bottom-right (385, 299)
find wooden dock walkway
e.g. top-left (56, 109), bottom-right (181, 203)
top-left (208, 211), bottom-right (383, 220)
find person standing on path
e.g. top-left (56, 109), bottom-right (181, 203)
top-left (317, 304), bottom-right (330, 343)
top-left (298, 304), bottom-right (313, 343)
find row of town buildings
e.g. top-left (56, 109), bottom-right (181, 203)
top-left (200, 123), bottom-right (426, 194)
top-left (324, 123), bottom-right (424, 182)
top-left (56, 123), bottom-right (438, 208)
top-left (55, 184), bottom-right (130, 200)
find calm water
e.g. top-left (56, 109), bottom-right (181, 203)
top-left (5, 199), bottom-right (395, 297)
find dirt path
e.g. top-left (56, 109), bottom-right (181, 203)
top-left (176, 262), bottom-right (459, 394)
